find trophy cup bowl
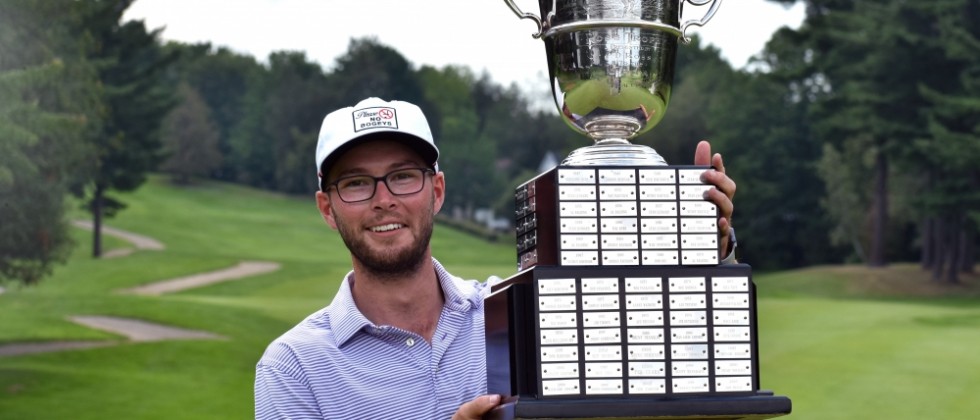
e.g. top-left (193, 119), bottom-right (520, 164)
top-left (505, 0), bottom-right (723, 166)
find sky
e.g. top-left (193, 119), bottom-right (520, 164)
top-left (124, 0), bottom-right (805, 90)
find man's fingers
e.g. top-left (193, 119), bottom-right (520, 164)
top-left (452, 394), bottom-right (501, 420)
top-left (711, 152), bottom-right (726, 175)
top-left (694, 140), bottom-right (711, 166)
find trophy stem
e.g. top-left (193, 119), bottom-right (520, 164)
top-left (561, 142), bottom-right (668, 166)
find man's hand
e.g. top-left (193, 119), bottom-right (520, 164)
top-left (452, 394), bottom-right (501, 420)
top-left (694, 140), bottom-right (736, 258)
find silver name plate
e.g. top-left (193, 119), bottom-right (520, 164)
top-left (638, 169), bottom-right (676, 184)
top-left (599, 169), bottom-right (636, 184)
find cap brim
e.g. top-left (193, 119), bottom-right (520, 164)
top-left (318, 131), bottom-right (438, 179)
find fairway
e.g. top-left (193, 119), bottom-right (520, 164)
top-left (2, 176), bottom-right (979, 419)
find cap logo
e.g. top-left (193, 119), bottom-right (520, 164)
top-left (352, 106), bottom-right (398, 132)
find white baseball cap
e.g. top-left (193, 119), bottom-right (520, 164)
top-left (315, 97), bottom-right (439, 190)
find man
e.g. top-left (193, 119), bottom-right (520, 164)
top-left (255, 97), bottom-right (737, 419)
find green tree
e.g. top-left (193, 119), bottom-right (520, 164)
top-left (74, 1), bottom-right (178, 257)
top-left (169, 43), bottom-right (263, 181)
top-left (160, 82), bottom-right (222, 184)
top-left (912, 0), bottom-right (980, 283)
top-left (0, 0), bottom-right (102, 284)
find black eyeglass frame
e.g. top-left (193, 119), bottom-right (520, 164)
top-left (323, 167), bottom-right (435, 203)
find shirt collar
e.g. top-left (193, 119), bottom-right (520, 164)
top-left (327, 258), bottom-right (474, 347)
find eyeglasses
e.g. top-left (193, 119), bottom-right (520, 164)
top-left (326, 168), bottom-right (434, 203)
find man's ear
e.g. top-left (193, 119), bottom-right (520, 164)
top-left (316, 191), bottom-right (339, 230)
top-left (431, 171), bottom-right (446, 215)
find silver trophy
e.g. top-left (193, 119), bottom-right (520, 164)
top-left (504, 0), bottom-right (723, 165)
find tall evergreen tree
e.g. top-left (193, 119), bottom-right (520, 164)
top-left (913, 0), bottom-right (980, 283)
top-left (73, 0), bottom-right (178, 257)
top-left (0, 0), bottom-right (102, 284)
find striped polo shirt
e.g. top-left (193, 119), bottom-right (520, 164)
top-left (255, 258), bottom-right (496, 419)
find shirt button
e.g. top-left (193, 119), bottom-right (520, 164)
top-left (406, 338), bottom-right (415, 347)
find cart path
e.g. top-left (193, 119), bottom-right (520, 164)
top-left (120, 260), bottom-right (281, 296)
top-left (0, 316), bottom-right (225, 358)
top-left (71, 220), bottom-right (166, 253)
top-left (0, 226), bottom-right (281, 358)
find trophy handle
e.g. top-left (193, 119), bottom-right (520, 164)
top-left (680, 0), bottom-right (724, 43)
top-left (502, 0), bottom-right (552, 39)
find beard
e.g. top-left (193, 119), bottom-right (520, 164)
top-left (331, 197), bottom-right (435, 279)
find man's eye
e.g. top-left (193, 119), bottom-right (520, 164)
top-left (340, 178), bottom-right (370, 189)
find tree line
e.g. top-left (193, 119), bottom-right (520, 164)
top-left (1, 0), bottom-right (976, 286)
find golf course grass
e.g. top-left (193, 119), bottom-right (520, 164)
top-left (1, 176), bottom-right (978, 419)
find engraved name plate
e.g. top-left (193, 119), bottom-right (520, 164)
top-left (626, 328), bottom-right (665, 343)
top-left (713, 293), bottom-right (751, 308)
top-left (540, 313), bottom-right (578, 329)
top-left (625, 294), bottom-right (663, 310)
top-left (561, 218), bottom-right (598, 233)
top-left (582, 312), bottom-right (620, 328)
top-left (599, 169), bottom-right (636, 184)
top-left (681, 234), bottom-right (718, 249)
top-left (669, 310), bottom-right (707, 326)
top-left (671, 344), bottom-right (709, 360)
top-left (673, 377), bottom-right (709, 393)
top-left (541, 362), bottom-right (579, 379)
top-left (716, 376), bottom-right (754, 392)
top-left (639, 185), bottom-right (677, 200)
top-left (668, 294), bottom-right (707, 310)
top-left (561, 234), bottom-right (598, 250)
top-left (627, 345), bottom-right (666, 360)
top-left (629, 378), bottom-right (667, 394)
top-left (599, 185), bottom-right (636, 200)
top-left (640, 202), bottom-right (678, 217)
top-left (583, 328), bottom-right (622, 344)
top-left (680, 201), bottom-right (717, 217)
top-left (625, 277), bottom-right (662, 292)
top-left (581, 277), bottom-right (619, 293)
top-left (585, 362), bottom-right (624, 378)
top-left (671, 327), bottom-right (709, 343)
top-left (602, 234), bottom-right (638, 249)
top-left (560, 202), bottom-right (597, 217)
top-left (602, 251), bottom-right (640, 266)
top-left (679, 185), bottom-right (712, 200)
top-left (629, 361), bottom-right (666, 377)
top-left (585, 379), bottom-right (624, 395)
top-left (538, 295), bottom-right (577, 312)
top-left (682, 250), bottom-right (719, 265)
top-left (714, 310), bottom-right (751, 325)
top-left (561, 251), bottom-right (599, 265)
top-left (641, 234), bottom-right (677, 249)
top-left (559, 185), bottom-right (596, 200)
top-left (584, 345), bottom-right (622, 361)
top-left (626, 311), bottom-right (664, 326)
top-left (638, 169), bottom-right (676, 184)
top-left (601, 218), bottom-right (638, 233)
top-left (600, 201), bottom-right (638, 217)
top-left (542, 379), bottom-right (580, 396)
top-left (540, 329), bottom-right (579, 345)
top-left (672, 361), bottom-right (709, 377)
top-left (677, 169), bottom-right (706, 184)
top-left (640, 218), bottom-right (678, 233)
top-left (680, 218), bottom-right (717, 233)
top-left (669, 277), bottom-right (706, 292)
top-left (715, 360), bottom-right (753, 376)
top-left (713, 276), bottom-right (750, 292)
top-left (714, 327), bottom-right (751, 342)
top-left (540, 346), bottom-right (579, 362)
top-left (715, 344), bottom-right (753, 359)
top-left (558, 169), bottom-right (596, 184)
top-left (642, 250), bottom-right (679, 265)
top-left (582, 295), bottom-right (620, 311)
top-left (538, 278), bottom-right (576, 295)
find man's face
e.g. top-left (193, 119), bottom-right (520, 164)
top-left (316, 139), bottom-right (444, 277)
